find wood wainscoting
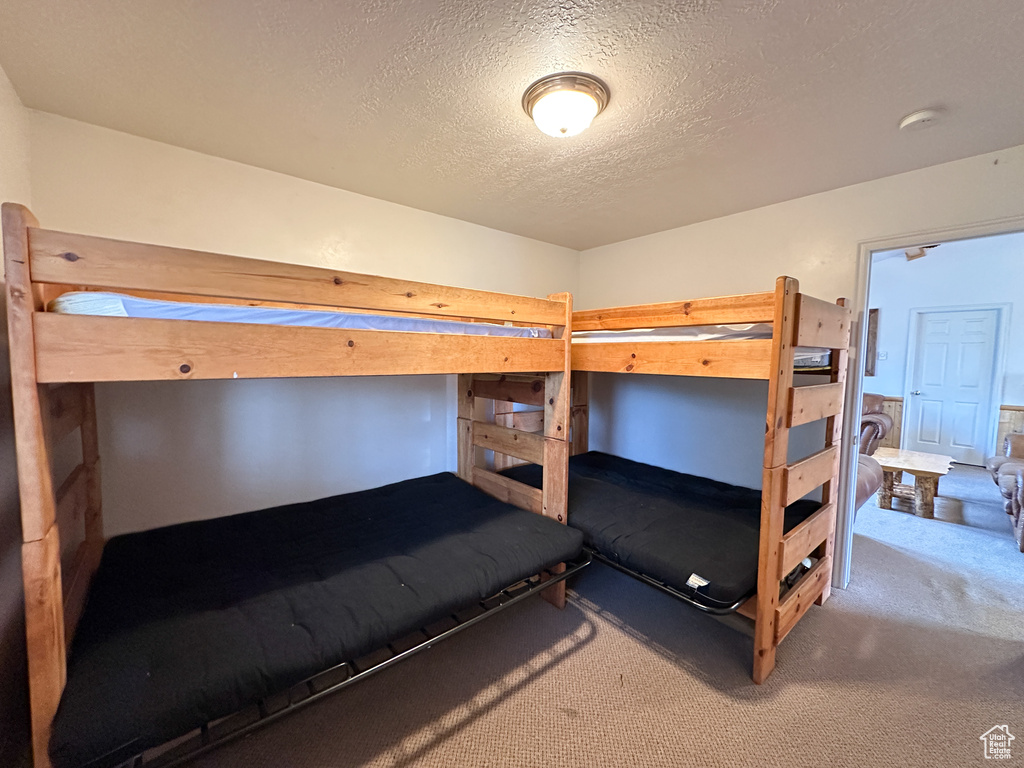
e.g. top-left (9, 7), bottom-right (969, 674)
top-left (877, 397), bottom-right (903, 450)
top-left (997, 405), bottom-right (1024, 455)
top-left (877, 398), bottom-right (1023, 456)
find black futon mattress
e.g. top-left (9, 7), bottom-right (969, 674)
top-left (51, 472), bottom-right (582, 768)
top-left (504, 452), bottom-right (819, 611)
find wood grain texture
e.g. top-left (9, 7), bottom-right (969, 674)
top-left (825, 346), bottom-right (848, 446)
top-left (22, 526), bottom-right (65, 768)
top-left (470, 376), bottom-right (546, 406)
top-left (542, 437), bottom-right (569, 524)
top-left (491, 401), bottom-right (518, 471)
top-left (572, 291), bottom-right (775, 331)
top-left (571, 372), bottom-right (589, 407)
top-left (540, 407), bottom-right (568, 610)
top-left (754, 277), bottom-right (799, 685)
top-left (511, 410), bottom-right (544, 433)
top-left (539, 563), bottom-right (567, 609)
top-left (79, 383), bottom-right (104, 544)
top-left (995, 404), bottom-right (1024, 455)
top-left (913, 476), bottom-right (938, 519)
top-left (4, 204), bottom-right (58, 544)
top-left (29, 227), bottom-right (565, 325)
top-left (42, 383), bottom-right (85, 446)
top-left (77, 387), bottom-right (100, 536)
top-left (784, 445), bottom-right (840, 506)
top-left (764, 277), bottom-right (798, 471)
top-left (541, 293), bottom-right (572, 609)
top-left (544, 292), bottom-right (572, 441)
top-left (544, 372), bottom-right (568, 439)
top-left (815, 323), bottom-right (847, 606)
top-left (472, 421), bottom-right (546, 466)
top-left (491, 407), bottom-right (546, 470)
top-left (471, 467), bottom-right (543, 515)
top-left (571, 339), bottom-right (773, 379)
top-left (779, 503), bottom-right (835, 578)
top-left (794, 294), bottom-right (851, 350)
top-left (54, 464), bottom-right (87, 548)
top-left (872, 447), bottom-right (953, 476)
top-left (753, 465), bottom-right (786, 685)
top-left (879, 396), bottom-right (903, 450)
top-left (456, 417), bottom-right (473, 484)
top-left (570, 373), bottom-right (589, 455)
top-left (788, 382), bottom-right (844, 427)
top-left (457, 374), bottom-right (474, 420)
top-left (33, 314), bottom-right (566, 382)
top-left (775, 554), bottom-right (832, 643)
top-left (736, 596), bottom-right (757, 620)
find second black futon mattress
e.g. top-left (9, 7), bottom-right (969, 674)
top-left (504, 451), bottom-right (819, 611)
top-left (51, 472), bottom-right (582, 768)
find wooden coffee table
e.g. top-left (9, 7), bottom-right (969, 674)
top-left (873, 447), bottom-right (954, 519)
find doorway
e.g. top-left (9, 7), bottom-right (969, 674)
top-left (834, 221), bottom-right (1024, 590)
top-left (903, 305), bottom-right (1005, 465)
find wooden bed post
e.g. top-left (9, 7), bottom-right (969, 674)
top-left (4, 203), bottom-right (62, 768)
top-left (456, 374), bottom-right (475, 484)
top-left (455, 292), bottom-right (572, 609)
top-left (80, 384), bottom-right (103, 544)
top-left (570, 372), bottom-right (589, 455)
top-left (5, 204), bottom-right (107, 768)
top-left (754, 276), bottom-right (798, 684)
top-left (540, 292), bottom-right (572, 608)
top-left (815, 298), bottom-right (847, 605)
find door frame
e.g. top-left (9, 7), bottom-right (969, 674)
top-left (834, 212), bottom-right (1024, 590)
top-left (901, 303), bottom-right (1010, 464)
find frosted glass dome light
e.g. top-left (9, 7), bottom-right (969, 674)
top-left (523, 72), bottom-right (609, 139)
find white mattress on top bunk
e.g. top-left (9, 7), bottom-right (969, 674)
top-left (48, 292), bottom-right (552, 338)
top-left (572, 324), bottom-right (830, 367)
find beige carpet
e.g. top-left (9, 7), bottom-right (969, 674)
top-left (183, 464), bottom-right (1024, 768)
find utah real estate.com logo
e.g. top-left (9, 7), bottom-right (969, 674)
top-left (980, 725), bottom-right (1014, 760)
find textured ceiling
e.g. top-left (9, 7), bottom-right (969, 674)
top-left (1, 0), bottom-right (1023, 250)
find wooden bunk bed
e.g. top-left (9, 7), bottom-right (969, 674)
top-left (3, 203), bottom-right (587, 768)
top-left (505, 276), bottom-right (850, 684)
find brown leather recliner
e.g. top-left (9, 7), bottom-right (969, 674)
top-left (860, 393), bottom-right (894, 456)
top-left (853, 394), bottom-right (891, 516)
top-left (986, 433), bottom-right (1024, 515)
top-left (1013, 469), bottom-right (1024, 552)
top-left (856, 455), bottom-right (884, 512)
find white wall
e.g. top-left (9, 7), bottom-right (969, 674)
top-left (579, 143), bottom-right (1024, 488)
top-left (867, 232), bottom-right (1024, 406)
top-left (29, 112), bottom-right (579, 535)
top-left (0, 61), bottom-right (32, 767)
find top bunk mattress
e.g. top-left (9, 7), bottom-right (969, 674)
top-left (49, 291), bottom-right (552, 338)
top-left (573, 323), bottom-right (829, 367)
top-left (51, 472), bottom-right (582, 768)
top-left (503, 452), bottom-right (819, 611)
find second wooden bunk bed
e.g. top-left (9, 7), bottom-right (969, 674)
top-left (4, 203), bottom-right (586, 768)
top-left (499, 276), bottom-right (850, 683)
top-left (570, 277), bottom-right (850, 683)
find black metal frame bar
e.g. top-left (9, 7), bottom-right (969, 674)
top-left (585, 548), bottom-right (750, 616)
top-left (96, 553), bottom-right (590, 768)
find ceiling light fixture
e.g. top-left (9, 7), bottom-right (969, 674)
top-left (522, 72), bottom-right (609, 138)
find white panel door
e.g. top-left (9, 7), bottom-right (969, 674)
top-left (905, 308), bottom-right (999, 464)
